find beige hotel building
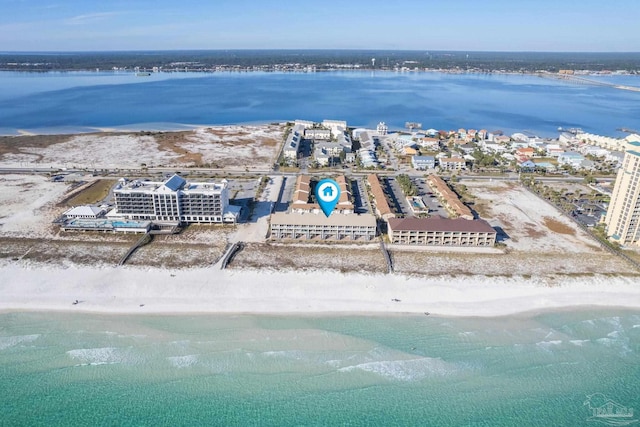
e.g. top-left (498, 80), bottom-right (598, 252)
top-left (605, 141), bottom-right (640, 246)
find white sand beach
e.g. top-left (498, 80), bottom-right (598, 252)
top-left (1, 264), bottom-right (639, 316)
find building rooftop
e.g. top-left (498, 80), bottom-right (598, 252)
top-left (164, 174), bottom-right (186, 191)
top-left (271, 211), bottom-right (376, 226)
top-left (116, 174), bottom-right (226, 194)
top-left (293, 175), bottom-right (311, 204)
top-left (426, 175), bottom-right (473, 219)
top-left (64, 206), bottom-right (105, 217)
top-left (334, 175), bottom-right (353, 206)
top-left (291, 175), bottom-right (353, 211)
top-left (560, 151), bottom-right (584, 157)
top-left (388, 217), bottom-right (495, 233)
top-left (367, 174), bottom-right (393, 217)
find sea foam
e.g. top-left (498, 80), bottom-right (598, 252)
top-left (167, 354), bottom-right (199, 368)
top-left (339, 357), bottom-right (455, 381)
top-left (67, 347), bottom-right (127, 366)
top-left (0, 334), bottom-right (40, 350)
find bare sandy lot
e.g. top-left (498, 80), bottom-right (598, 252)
top-left (126, 226), bottom-right (232, 269)
top-left (469, 180), bottom-right (600, 253)
top-left (0, 124), bottom-right (283, 170)
top-left (229, 242), bottom-right (388, 274)
top-left (390, 250), bottom-right (636, 277)
top-left (0, 174), bottom-right (70, 238)
top-left (1, 237), bottom-right (133, 267)
top-left (176, 126), bottom-right (282, 168)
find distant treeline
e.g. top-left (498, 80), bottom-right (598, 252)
top-left (1, 50), bottom-right (640, 72)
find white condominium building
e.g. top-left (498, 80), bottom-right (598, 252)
top-left (322, 119), bottom-right (348, 137)
top-left (605, 141), bottom-right (640, 246)
top-left (438, 157), bottom-right (466, 171)
top-left (576, 132), bottom-right (626, 151)
top-left (114, 174), bottom-right (231, 223)
top-left (283, 124), bottom-right (305, 160)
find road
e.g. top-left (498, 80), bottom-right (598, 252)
top-left (0, 165), bottom-right (615, 185)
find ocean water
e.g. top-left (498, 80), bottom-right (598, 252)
top-left (0, 71), bottom-right (639, 136)
top-left (1, 310), bottom-right (639, 426)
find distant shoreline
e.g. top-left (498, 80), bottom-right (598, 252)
top-left (2, 68), bottom-right (639, 76)
top-left (0, 121), bottom-right (287, 137)
top-left (2, 49), bottom-right (640, 74)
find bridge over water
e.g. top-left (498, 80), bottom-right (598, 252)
top-left (536, 73), bottom-right (640, 92)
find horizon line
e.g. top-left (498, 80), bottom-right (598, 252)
top-left (1, 49), bottom-right (640, 54)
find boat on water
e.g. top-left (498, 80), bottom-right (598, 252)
top-left (136, 72), bottom-right (152, 77)
top-left (557, 126), bottom-right (583, 134)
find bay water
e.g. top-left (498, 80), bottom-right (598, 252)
top-left (1, 310), bottom-right (639, 426)
top-left (0, 71), bottom-right (639, 137)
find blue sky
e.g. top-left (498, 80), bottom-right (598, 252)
top-left (1, 0), bottom-right (639, 51)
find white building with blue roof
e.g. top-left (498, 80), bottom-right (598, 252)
top-left (113, 174), bottom-right (233, 224)
top-left (283, 124), bottom-right (305, 161)
top-left (412, 155), bottom-right (435, 170)
top-left (557, 151), bottom-right (585, 168)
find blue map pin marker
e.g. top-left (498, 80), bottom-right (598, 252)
top-left (315, 178), bottom-right (341, 217)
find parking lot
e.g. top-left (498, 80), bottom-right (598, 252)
top-left (383, 176), bottom-right (411, 216)
top-left (413, 178), bottom-right (450, 218)
top-left (374, 176), bottom-right (452, 218)
top-left (226, 178), bottom-right (261, 221)
top-left (275, 175), bottom-right (296, 212)
top-left (571, 201), bottom-right (606, 227)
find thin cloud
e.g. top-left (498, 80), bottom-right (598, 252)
top-left (33, 4), bottom-right (62, 10)
top-left (65, 12), bottom-right (122, 25)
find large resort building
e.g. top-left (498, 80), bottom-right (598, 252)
top-left (113, 174), bottom-right (237, 224)
top-left (605, 140), bottom-right (640, 246)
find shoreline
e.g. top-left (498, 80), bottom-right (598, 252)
top-left (1, 120), bottom-right (287, 137)
top-left (3, 304), bottom-right (639, 320)
top-left (1, 264), bottom-right (639, 317)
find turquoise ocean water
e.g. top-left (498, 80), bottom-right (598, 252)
top-left (1, 310), bottom-right (639, 426)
